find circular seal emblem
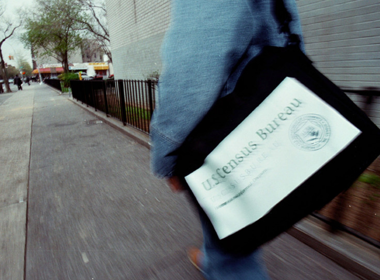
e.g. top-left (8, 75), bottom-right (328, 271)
top-left (289, 114), bottom-right (331, 151)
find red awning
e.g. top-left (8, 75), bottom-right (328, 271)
top-left (32, 67), bottom-right (65, 74)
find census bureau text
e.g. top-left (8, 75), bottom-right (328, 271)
top-left (201, 98), bottom-right (302, 191)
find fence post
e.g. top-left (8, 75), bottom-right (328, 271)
top-left (91, 81), bottom-right (97, 111)
top-left (82, 82), bottom-right (85, 105)
top-left (118, 80), bottom-right (127, 125)
top-left (82, 82), bottom-right (85, 104)
top-left (70, 81), bottom-right (75, 100)
top-left (103, 81), bottom-right (109, 116)
top-left (148, 80), bottom-right (154, 124)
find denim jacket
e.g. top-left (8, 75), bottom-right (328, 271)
top-left (150, 0), bottom-right (304, 178)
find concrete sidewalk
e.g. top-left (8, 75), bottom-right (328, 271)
top-left (0, 88), bottom-right (33, 280)
top-left (1, 84), bottom-right (379, 279)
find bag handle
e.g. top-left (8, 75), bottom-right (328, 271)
top-left (272, 0), bottom-right (301, 47)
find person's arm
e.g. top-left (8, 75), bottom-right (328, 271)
top-left (150, 1), bottom-right (259, 178)
top-left (150, 0), bottom-right (304, 179)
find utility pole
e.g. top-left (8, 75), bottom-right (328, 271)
top-left (32, 57), bottom-right (43, 85)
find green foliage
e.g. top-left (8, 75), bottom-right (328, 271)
top-left (0, 65), bottom-right (19, 78)
top-left (58, 72), bottom-right (79, 87)
top-left (7, 66), bottom-right (20, 78)
top-left (358, 173), bottom-right (380, 189)
top-left (356, 173), bottom-right (380, 202)
top-left (17, 55), bottom-right (33, 76)
top-left (60, 82), bottom-right (71, 92)
top-left (22, 0), bottom-right (84, 73)
top-left (126, 106), bottom-right (151, 120)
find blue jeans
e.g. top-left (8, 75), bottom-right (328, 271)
top-left (199, 209), bottom-right (270, 280)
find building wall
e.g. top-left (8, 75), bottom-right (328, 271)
top-left (297, 0), bottom-right (380, 127)
top-left (106, 0), bottom-right (380, 127)
top-left (81, 39), bottom-right (105, 63)
top-left (106, 0), bottom-right (170, 80)
top-left (70, 50), bottom-right (84, 64)
top-left (82, 52), bottom-right (104, 63)
top-left (297, 0), bottom-right (380, 90)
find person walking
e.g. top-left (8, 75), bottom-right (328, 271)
top-left (14, 75), bottom-right (23, 90)
top-left (25, 76), bottom-right (30, 86)
top-left (150, 1), bottom-right (304, 279)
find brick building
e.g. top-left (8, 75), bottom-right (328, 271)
top-left (106, 0), bottom-right (379, 126)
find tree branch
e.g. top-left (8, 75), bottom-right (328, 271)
top-left (0, 21), bottom-right (22, 48)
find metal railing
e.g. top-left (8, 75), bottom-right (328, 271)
top-left (68, 78), bottom-right (380, 245)
top-left (44, 79), bottom-right (63, 92)
top-left (71, 79), bottom-right (156, 134)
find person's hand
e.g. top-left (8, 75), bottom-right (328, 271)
top-left (166, 176), bottom-right (185, 192)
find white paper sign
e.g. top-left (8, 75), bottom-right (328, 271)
top-left (185, 77), bottom-right (361, 239)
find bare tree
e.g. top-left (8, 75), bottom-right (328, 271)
top-left (73, 0), bottom-right (112, 62)
top-left (0, 1), bottom-right (23, 93)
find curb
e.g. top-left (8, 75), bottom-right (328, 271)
top-left (288, 216), bottom-right (380, 280)
top-left (67, 97), bottom-right (150, 149)
top-left (58, 88), bottom-right (380, 280)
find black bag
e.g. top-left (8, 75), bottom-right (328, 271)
top-left (175, 1), bottom-right (380, 253)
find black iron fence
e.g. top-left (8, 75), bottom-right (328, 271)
top-left (44, 79), bottom-right (62, 92)
top-left (68, 78), bottom-right (380, 246)
top-left (71, 79), bottom-right (156, 134)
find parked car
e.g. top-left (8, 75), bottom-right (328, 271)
top-left (93, 74), bottom-right (103, 80)
top-left (74, 72), bottom-right (93, 81)
top-left (81, 74), bottom-right (94, 80)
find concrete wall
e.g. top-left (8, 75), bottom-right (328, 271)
top-left (106, 0), bottom-right (170, 80)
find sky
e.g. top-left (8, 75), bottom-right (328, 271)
top-left (2, 0), bottom-right (35, 68)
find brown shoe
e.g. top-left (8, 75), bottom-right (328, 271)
top-left (187, 247), bottom-right (205, 273)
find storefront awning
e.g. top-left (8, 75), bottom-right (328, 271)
top-left (31, 64), bottom-right (108, 74)
top-left (94, 65), bottom-right (109, 70)
top-left (69, 64), bottom-right (88, 71)
top-left (89, 63), bottom-right (109, 71)
top-left (32, 67), bottom-right (64, 74)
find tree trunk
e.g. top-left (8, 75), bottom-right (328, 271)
top-left (63, 50), bottom-right (69, 73)
top-left (0, 48), bottom-right (12, 93)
